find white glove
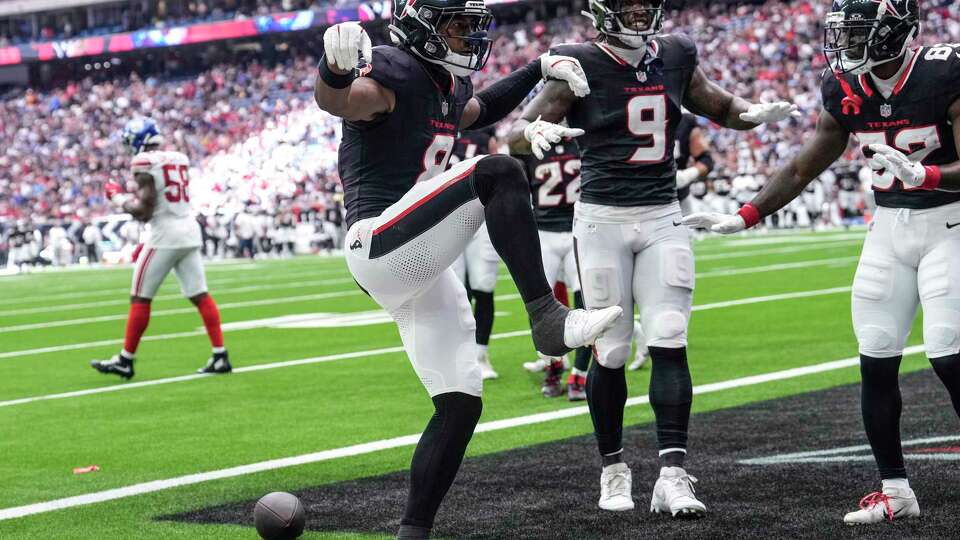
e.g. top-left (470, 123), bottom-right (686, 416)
top-left (676, 166), bottom-right (701, 189)
top-left (680, 212), bottom-right (746, 234)
top-left (524, 116), bottom-right (585, 159)
top-left (540, 55), bottom-right (590, 98)
top-left (868, 144), bottom-right (926, 188)
top-left (323, 22), bottom-right (372, 73)
top-left (739, 101), bottom-right (799, 124)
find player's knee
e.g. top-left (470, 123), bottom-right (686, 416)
top-left (859, 354), bottom-right (901, 386)
top-left (856, 324), bottom-right (902, 357)
top-left (596, 342), bottom-right (631, 369)
top-left (645, 310), bottom-right (688, 348)
top-left (432, 391), bottom-right (483, 428)
top-left (472, 154), bottom-right (526, 204)
top-left (924, 320), bottom-right (960, 358)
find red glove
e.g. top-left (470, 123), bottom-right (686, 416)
top-left (104, 181), bottom-right (124, 201)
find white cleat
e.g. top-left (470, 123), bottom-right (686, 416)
top-left (650, 467), bottom-right (706, 518)
top-left (843, 487), bottom-right (920, 525)
top-left (477, 349), bottom-right (499, 380)
top-left (564, 306), bottom-right (623, 349)
top-left (598, 463), bottom-right (635, 512)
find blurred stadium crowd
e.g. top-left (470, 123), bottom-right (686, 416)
top-left (1, 0), bottom-right (959, 270)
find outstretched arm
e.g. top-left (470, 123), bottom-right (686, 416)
top-left (461, 54), bottom-right (590, 130)
top-left (682, 108), bottom-right (849, 233)
top-left (751, 109), bottom-right (850, 216)
top-left (683, 67), bottom-right (796, 130)
top-left (506, 80), bottom-right (578, 155)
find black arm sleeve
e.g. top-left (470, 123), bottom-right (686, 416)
top-left (468, 58), bottom-right (542, 129)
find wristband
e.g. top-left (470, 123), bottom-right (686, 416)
top-left (921, 165), bottom-right (942, 190)
top-left (737, 203), bottom-right (761, 229)
top-left (318, 55), bottom-right (356, 89)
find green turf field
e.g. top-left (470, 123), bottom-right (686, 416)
top-left (0, 228), bottom-right (932, 539)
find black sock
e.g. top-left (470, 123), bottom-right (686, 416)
top-left (930, 354), bottom-right (960, 416)
top-left (471, 290), bottom-right (494, 346)
top-left (648, 346), bottom-right (692, 468)
top-left (587, 361), bottom-right (627, 458)
top-left (860, 354), bottom-right (906, 480)
top-left (401, 392), bottom-right (482, 530)
top-left (573, 291), bottom-right (592, 372)
top-left (397, 525), bottom-right (431, 540)
top-left (472, 155), bottom-right (550, 303)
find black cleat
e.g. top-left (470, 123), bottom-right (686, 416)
top-left (197, 351), bottom-right (232, 374)
top-left (90, 355), bottom-right (134, 380)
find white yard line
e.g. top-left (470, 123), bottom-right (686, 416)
top-left (0, 277), bottom-right (359, 318)
top-left (0, 344), bottom-right (923, 522)
top-left (1, 257), bottom-right (854, 318)
top-left (3, 267), bottom-right (352, 306)
top-left (696, 240), bottom-right (862, 261)
top-left (0, 288), bottom-right (853, 403)
top-left (695, 257), bottom-right (859, 278)
top-left (0, 290), bottom-right (366, 334)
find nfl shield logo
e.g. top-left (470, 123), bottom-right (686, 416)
top-left (880, 103), bottom-right (892, 118)
top-left (441, 100), bottom-right (449, 116)
top-left (637, 71), bottom-right (648, 83)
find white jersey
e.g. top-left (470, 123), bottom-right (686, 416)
top-left (131, 150), bottom-right (201, 248)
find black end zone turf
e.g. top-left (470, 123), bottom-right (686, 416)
top-left (167, 370), bottom-right (960, 539)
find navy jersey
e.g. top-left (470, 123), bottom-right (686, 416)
top-left (518, 138), bottom-right (581, 232)
top-left (338, 46), bottom-right (474, 227)
top-left (822, 44), bottom-right (960, 210)
top-left (451, 127), bottom-right (496, 164)
top-left (674, 112), bottom-right (698, 201)
top-left (551, 35), bottom-right (698, 207)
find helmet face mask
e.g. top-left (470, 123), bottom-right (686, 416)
top-left (584, 0), bottom-right (663, 49)
top-left (823, 0), bottom-right (919, 75)
top-left (390, 0), bottom-right (493, 77)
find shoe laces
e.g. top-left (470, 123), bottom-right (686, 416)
top-left (662, 472), bottom-right (698, 500)
top-left (858, 491), bottom-right (894, 521)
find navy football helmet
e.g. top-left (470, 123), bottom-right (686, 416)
top-left (824, 0), bottom-right (920, 75)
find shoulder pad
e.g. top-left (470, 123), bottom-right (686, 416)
top-left (362, 45), bottom-right (420, 93)
top-left (131, 153), bottom-right (156, 173)
top-left (655, 33), bottom-right (698, 68)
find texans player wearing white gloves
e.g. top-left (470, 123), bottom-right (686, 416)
top-left (683, 0), bottom-right (960, 525)
top-left (315, 3), bottom-right (622, 537)
top-left (91, 118), bottom-right (231, 379)
top-left (508, 0), bottom-right (796, 517)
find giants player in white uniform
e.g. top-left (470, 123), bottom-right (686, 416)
top-left (91, 118), bottom-right (231, 379)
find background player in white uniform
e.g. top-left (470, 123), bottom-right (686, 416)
top-left (91, 118), bottom-right (231, 379)
top-left (683, 0), bottom-right (960, 525)
top-left (450, 127), bottom-right (502, 380)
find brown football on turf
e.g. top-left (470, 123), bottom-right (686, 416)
top-left (253, 491), bottom-right (305, 540)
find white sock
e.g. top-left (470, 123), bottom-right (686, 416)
top-left (212, 346), bottom-right (226, 354)
top-left (882, 478), bottom-right (910, 491)
top-left (477, 344), bottom-right (488, 354)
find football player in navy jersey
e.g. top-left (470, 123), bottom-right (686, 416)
top-left (315, 2), bottom-right (624, 537)
top-left (508, 0), bottom-right (796, 517)
top-left (683, 0), bottom-right (960, 525)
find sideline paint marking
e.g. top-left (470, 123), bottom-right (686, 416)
top-left (0, 345), bottom-right (923, 521)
